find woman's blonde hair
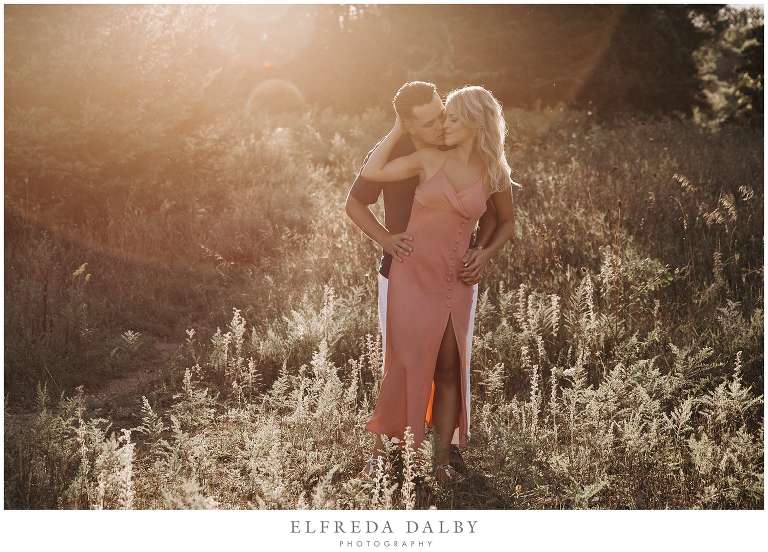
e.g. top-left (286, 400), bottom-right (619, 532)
top-left (445, 85), bottom-right (513, 194)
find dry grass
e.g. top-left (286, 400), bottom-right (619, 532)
top-left (4, 106), bottom-right (763, 509)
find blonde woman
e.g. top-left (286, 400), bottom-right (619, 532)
top-left (361, 85), bottom-right (517, 483)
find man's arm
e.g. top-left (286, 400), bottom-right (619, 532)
top-left (459, 188), bottom-right (515, 284)
top-left (473, 199), bottom-right (498, 249)
top-left (460, 199), bottom-right (498, 285)
top-left (344, 168), bottom-right (414, 264)
top-left (344, 194), bottom-right (386, 242)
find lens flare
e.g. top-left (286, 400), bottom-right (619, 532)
top-left (245, 78), bottom-right (306, 115)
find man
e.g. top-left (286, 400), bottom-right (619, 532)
top-left (345, 81), bottom-right (500, 472)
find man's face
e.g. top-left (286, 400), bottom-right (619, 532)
top-left (404, 93), bottom-right (446, 147)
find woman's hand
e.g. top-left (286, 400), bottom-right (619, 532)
top-left (381, 232), bottom-right (414, 263)
top-left (459, 247), bottom-right (490, 285)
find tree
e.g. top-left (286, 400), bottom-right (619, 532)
top-left (693, 5), bottom-right (764, 129)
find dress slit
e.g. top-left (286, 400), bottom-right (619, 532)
top-left (425, 312), bottom-right (466, 445)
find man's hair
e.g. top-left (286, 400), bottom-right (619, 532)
top-left (392, 81), bottom-right (438, 121)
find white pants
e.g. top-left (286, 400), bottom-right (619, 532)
top-left (377, 273), bottom-right (478, 447)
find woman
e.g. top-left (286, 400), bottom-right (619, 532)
top-left (360, 85), bottom-right (517, 483)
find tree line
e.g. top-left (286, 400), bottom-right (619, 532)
top-left (6, 4), bottom-right (764, 128)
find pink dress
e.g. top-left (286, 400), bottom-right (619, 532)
top-left (365, 164), bottom-right (489, 451)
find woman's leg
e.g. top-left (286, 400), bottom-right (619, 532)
top-left (432, 315), bottom-right (461, 466)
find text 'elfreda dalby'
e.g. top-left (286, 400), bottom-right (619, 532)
top-left (290, 520), bottom-right (477, 534)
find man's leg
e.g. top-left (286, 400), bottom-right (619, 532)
top-left (443, 283), bottom-right (478, 473)
top-left (362, 273), bottom-right (392, 478)
top-left (376, 273), bottom-right (401, 446)
top-left (378, 273), bottom-right (388, 351)
top-left (450, 282), bottom-right (478, 447)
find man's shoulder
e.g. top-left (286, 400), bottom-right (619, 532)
top-left (391, 134), bottom-right (417, 159)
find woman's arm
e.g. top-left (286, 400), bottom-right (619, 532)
top-left (361, 119), bottom-right (426, 182)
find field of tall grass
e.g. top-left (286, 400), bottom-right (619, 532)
top-left (4, 105), bottom-right (764, 509)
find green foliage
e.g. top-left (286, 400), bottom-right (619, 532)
top-left (694, 6), bottom-right (764, 129)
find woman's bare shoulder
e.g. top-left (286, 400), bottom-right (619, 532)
top-left (414, 147), bottom-right (446, 160)
top-left (417, 147), bottom-right (451, 169)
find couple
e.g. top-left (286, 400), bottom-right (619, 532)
top-left (345, 81), bottom-right (517, 483)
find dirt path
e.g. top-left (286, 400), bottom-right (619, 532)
top-left (85, 341), bottom-right (183, 428)
top-left (5, 340), bottom-right (186, 450)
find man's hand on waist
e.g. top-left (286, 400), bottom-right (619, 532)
top-left (459, 246), bottom-right (490, 285)
top-left (381, 232), bottom-right (414, 263)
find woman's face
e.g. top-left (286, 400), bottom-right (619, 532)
top-left (442, 103), bottom-right (476, 148)
top-left (443, 104), bottom-right (476, 146)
